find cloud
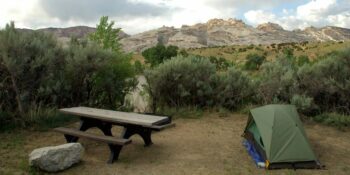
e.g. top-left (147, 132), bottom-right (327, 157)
top-left (244, 0), bottom-right (350, 30)
top-left (39, 0), bottom-right (171, 22)
top-left (1, 0), bottom-right (350, 34)
top-left (244, 10), bottom-right (276, 25)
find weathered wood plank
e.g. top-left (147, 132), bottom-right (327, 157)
top-left (53, 127), bottom-right (132, 145)
top-left (59, 107), bottom-right (169, 126)
top-left (149, 123), bottom-right (176, 131)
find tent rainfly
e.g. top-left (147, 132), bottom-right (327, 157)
top-left (242, 104), bottom-right (322, 169)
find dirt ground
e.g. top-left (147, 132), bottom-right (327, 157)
top-left (1, 112), bottom-right (350, 175)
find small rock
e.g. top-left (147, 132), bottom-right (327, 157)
top-left (29, 143), bottom-right (84, 172)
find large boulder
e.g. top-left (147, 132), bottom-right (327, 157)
top-left (124, 75), bottom-right (152, 113)
top-left (29, 143), bottom-right (84, 172)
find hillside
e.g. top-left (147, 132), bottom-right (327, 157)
top-left (19, 18), bottom-right (350, 53)
top-left (120, 19), bottom-right (350, 53)
top-left (132, 40), bottom-right (350, 65)
top-left (187, 40), bottom-right (350, 64)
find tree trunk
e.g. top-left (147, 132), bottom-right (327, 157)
top-left (10, 74), bottom-right (24, 116)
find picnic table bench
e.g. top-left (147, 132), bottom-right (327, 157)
top-left (53, 106), bottom-right (175, 163)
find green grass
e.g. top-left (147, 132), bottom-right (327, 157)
top-left (313, 113), bottom-right (350, 130)
top-left (0, 107), bottom-right (77, 133)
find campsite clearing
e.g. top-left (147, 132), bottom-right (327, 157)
top-left (1, 112), bottom-right (350, 175)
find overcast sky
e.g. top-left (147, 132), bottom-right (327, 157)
top-left (0, 0), bottom-right (349, 34)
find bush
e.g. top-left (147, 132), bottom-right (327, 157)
top-left (244, 53), bottom-right (266, 70)
top-left (297, 50), bottom-right (350, 114)
top-left (0, 22), bottom-right (136, 129)
top-left (145, 55), bottom-right (253, 110)
top-left (290, 94), bottom-right (319, 115)
top-left (63, 40), bottom-right (136, 109)
top-left (212, 67), bottom-right (253, 109)
top-left (0, 22), bottom-right (65, 121)
top-left (296, 55), bottom-right (310, 66)
top-left (256, 56), bottom-right (297, 104)
top-left (314, 113), bottom-right (350, 130)
top-left (209, 56), bottom-right (232, 71)
top-left (142, 44), bottom-right (179, 67)
top-left (145, 55), bottom-right (216, 108)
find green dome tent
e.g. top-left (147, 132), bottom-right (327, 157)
top-left (242, 104), bottom-right (322, 169)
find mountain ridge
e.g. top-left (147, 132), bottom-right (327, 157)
top-left (19, 18), bottom-right (350, 52)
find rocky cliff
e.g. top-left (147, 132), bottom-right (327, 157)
top-left (21, 18), bottom-right (350, 53)
top-left (119, 18), bottom-right (350, 52)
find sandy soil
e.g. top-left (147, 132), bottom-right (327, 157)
top-left (1, 112), bottom-right (350, 175)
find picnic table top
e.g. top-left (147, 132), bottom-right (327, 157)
top-left (59, 107), bottom-right (169, 126)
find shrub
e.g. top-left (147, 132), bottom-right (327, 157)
top-left (314, 113), bottom-right (350, 130)
top-left (244, 53), bottom-right (266, 70)
top-left (212, 67), bottom-right (253, 109)
top-left (145, 55), bottom-right (253, 110)
top-left (0, 22), bottom-right (136, 129)
top-left (297, 50), bottom-right (350, 114)
top-left (209, 56), bottom-right (232, 71)
top-left (290, 94), bottom-right (319, 115)
top-left (0, 22), bottom-right (65, 121)
top-left (256, 56), bottom-right (297, 104)
top-left (142, 44), bottom-right (179, 67)
top-left (63, 41), bottom-right (136, 109)
top-left (134, 60), bottom-right (144, 74)
top-left (145, 55), bottom-right (216, 108)
top-left (296, 55), bottom-right (310, 66)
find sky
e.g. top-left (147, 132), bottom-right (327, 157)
top-left (0, 0), bottom-right (349, 34)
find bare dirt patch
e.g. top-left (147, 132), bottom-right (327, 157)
top-left (1, 112), bottom-right (350, 175)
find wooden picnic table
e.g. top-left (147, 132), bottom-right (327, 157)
top-left (54, 106), bottom-right (174, 163)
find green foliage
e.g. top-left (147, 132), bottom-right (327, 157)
top-left (314, 113), bottom-right (350, 130)
top-left (145, 55), bottom-right (216, 107)
top-left (134, 60), bottom-right (144, 74)
top-left (0, 22), bottom-right (65, 121)
top-left (290, 94), bottom-right (318, 115)
top-left (256, 56), bottom-right (297, 104)
top-left (212, 67), bottom-right (253, 110)
top-left (209, 56), bottom-right (232, 70)
top-left (142, 44), bottom-right (179, 67)
top-left (63, 40), bottom-right (136, 109)
top-left (179, 49), bottom-right (189, 57)
top-left (89, 16), bottom-right (121, 52)
top-left (145, 56), bottom-right (253, 110)
top-left (0, 22), bottom-right (136, 130)
top-left (297, 50), bottom-right (350, 114)
top-left (296, 55), bottom-right (310, 66)
top-left (244, 53), bottom-right (266, 70)
top-left (282, 48), bottom-right (294, 60)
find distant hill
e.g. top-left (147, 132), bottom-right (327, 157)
top-left (18, 26), bottom-right (129, 44)
top-left (19, 19), bottom-right (350, 53)
top-left (120, 19), bottom-right (350, 53)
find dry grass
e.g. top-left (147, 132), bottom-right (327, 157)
top-left (1, 112), bottom-right (350, 175)
top-left (187, 41), bottom-right (350, 64)
top-left (130, 41), bottom-right (350, 67)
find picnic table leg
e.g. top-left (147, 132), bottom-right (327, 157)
top-left (107, 144), bottom-right (123, 164)
top-left (121, 126), bottom-right (153, 147)
top-left (66, 117), bottom-right (113, 142)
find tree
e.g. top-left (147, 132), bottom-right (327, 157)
top-left (89, 16), bottom-right (121, 52)
top-left (142, 44), bottom-right (178, 67)
top-left (244, 53), bottom-right (266, 70)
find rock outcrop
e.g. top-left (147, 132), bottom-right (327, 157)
top-left (19, 18), bottom-right (350, 53)
top-left (119, 18), bottom-right (350, 52)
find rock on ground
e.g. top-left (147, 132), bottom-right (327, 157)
top-left (29, 143), bottom-right (84, 172)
